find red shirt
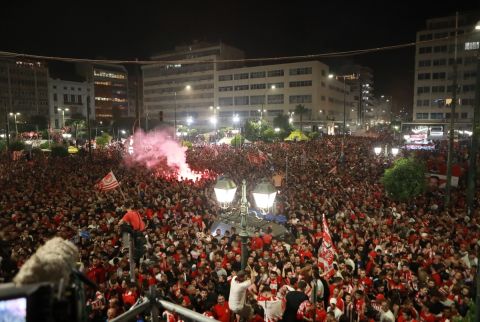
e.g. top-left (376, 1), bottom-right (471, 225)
top-left (122, 210), bottom-right (145, 231)
top-left (213, 302), bottom-right (231, 322)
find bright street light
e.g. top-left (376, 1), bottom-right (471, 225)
top-left (233, 114), bottom-right (240, 124)
top-left (274, 127), bottom-right (280, 133)
top-left (9, 112), bottom-right (21, 135)
top-left (391, 148), bottom-right (399, 156)
top-left (374, 147), bottom-right (382, 155)
top-left (186, 116), bottom-right (193, 126)
top-left (57, 108), bottom-right (69, 128)
top-left (213, 178), bottom-right (276, 270)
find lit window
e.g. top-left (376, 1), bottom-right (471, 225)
top-left (465, 42), bottom-right (479, 50)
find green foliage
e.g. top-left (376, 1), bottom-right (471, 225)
top-left (308, 131), bottom-right (320, 140)
top-left (9, 140), bottom-right (25, 151)
top-left (262, 128), bottom-right (276, 142)
top-left (39, 141), bottom-right (51, 150)
top-left (96, 133), bottom-right (112, 148)
top-left (31, 147), bottom-right (43, 157)
top-left (382, 158), bottom-right (426, 201)
top-left (181, 140), bottom-right (193, 148)
top-left (0, 140), bottom-right (7, 152)
top-left (50, 145), bottom-right (69, 158)
top-left (294, 104), bottom-right (309, 131)
top-left (231, 134), bottom-right (245, 147)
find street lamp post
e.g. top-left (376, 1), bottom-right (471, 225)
top-left (57, 108), bottom-right (69, 128)
top-left (210, 106), bottom-right (220, 141)
top-left (328, 73), bottom-right (359, 162)
top-left (467, 20), bottom-right (480, 215)
top-left (174, 85), bottom-right (191, 140)
top-left (9, 112), bottom-right (20, 135)
top-left (214, 177), bottom-right (276, 270)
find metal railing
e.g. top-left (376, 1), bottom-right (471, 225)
top-left (110, 286), bottom-right (218, 322)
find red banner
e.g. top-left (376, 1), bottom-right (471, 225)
top-left (318, 214), bottom-right (337, 279)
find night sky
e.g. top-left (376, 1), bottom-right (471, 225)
top-left (1, 1), bottom-right (479, 114)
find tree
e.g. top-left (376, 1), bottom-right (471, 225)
top-left (231, 134), bottom-right (245, 147)
top-left (66, 113), bottom-right (86, 142)
top-left (50, 145), bottom-right (69, 158)
top-left (273, 114), bottom-right (292, 132)
top-left (294, 104), bottom-right (308, 132)
top-left (382, 158), bottom-right (426, 201)
top-left (96, 133), bottom-right (112, 148)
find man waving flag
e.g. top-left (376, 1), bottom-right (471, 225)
top-left (318, 214), bottom-right (337, 279)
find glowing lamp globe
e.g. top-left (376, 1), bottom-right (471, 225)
top-left (214, 177), bottom-right (237, 204)
top-left (374, 147), bottom-right (382, 155)
top-left (391, 148), bottom-right (399, 156)
top-left (252, 180), bottom-right (277, 210)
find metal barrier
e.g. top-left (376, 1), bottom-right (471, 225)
top-left (110, 286), bottom-right (219, 322)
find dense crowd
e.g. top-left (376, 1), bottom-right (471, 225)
top-left (0, 135), bottom-right (478, 322)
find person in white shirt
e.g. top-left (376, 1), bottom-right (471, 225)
top-left (379, 301), bottom-right (395, 322)
top-left (228, 270), bottom-right (254, 321)
top-left (327, 298), bottom-right (343, 320)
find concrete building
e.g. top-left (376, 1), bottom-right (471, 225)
top-left (335, 64), bottom-right (374, 126)
top-left (141, 42), bottom-right (245, 127)
top-left (413, 12), bottom-right (479, 131)
top-left (0, 59), bottom-right (49, 131)
top-left (76, 63), bottom-right (129, 123)
top-left (214, 61), bottom-right (353, 130)
top-left (48, 77), bottom-right (94, 129)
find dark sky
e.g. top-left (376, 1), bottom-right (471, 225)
top-left (1, 1), bottom-right (479, 112)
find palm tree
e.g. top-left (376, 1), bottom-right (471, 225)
top-left (294, 104), bottom-right (308, 132)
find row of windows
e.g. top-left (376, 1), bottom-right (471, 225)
top-left (144, 92), bottom-right (213, 102)
top-left (418, 30), bottom-right (463, 41)
top-left (144, 84), bottom-right (214, 95)
top-left (218, 81), bottom-right (311, 91)
top-left (95, 97), bottom-right (127, 102)
top-left (218, 67), bottom-right (314, 81)
top-left (217, 94), bottom-right (315, 106)
top-left (418, 42), bottom-right (474, 54)
top-left (417, 57), bottom-right (467, 67)
top-left (417, 70), bottom-right (476, 80)
top-left (417, 84), bottom-right (476, 94)
top-left (94, 70), bottom-right (126, 79)
top-left (143, 63), bottom-right (214, 78)
top-left (143, 75), bottom-right (213, 87)
top-left (418, 72), bottom-right (446, 80)
top-left (53, 93), bottom-right (83, 104)
top-left (416, 112), bottom-right (469, 120)
top-left (416, 98), bottom-right (475, 107)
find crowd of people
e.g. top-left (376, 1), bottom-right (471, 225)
top-left (0, 135), bottom-right (478, 322)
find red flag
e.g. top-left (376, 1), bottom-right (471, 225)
top-left (318, 214), bottom-right (337, 279)
top-left (96, 171), bottom-right (120, 191)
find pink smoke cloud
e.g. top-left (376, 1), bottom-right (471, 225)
top-left (126, 130), bottom-right (201, 181)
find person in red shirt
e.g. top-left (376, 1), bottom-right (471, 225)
top-left (251, 232), bottom-right (264, 251)
top-left (118, 203), bottom-right (145, 231)
top-left (213, 294), bottom-right (231, 322)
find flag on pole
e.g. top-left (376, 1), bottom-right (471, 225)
top-left (96, 171), bottom-right (120, 191)
top-left (318, 214), bottom-right (337, 279)
top-left (328, 166), bottom-right (337, 174)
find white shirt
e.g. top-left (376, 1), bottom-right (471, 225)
top-left (228, 276), bottom-right (252, 312)
top-left (380, 310), bottom-right (395, 322)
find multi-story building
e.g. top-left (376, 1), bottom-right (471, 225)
top-left (76, 63), bottom-right (129, 123)
top-left (413, 12), bottom-right (479, 131)
top-left (214, 61), bottom-right (353, 129)
top-left (48, 77), bottom-right (94, 129)
top-left (0, 59), bottom-right (49, 130)
top-left (335, 64), bottom-right (374, 126)
top-left (141, 42), bottom-right (245, 127)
